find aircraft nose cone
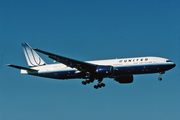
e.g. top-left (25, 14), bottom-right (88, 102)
top-left (170, 63), bottom-right (176, 69)
top-left (172, 63), bottom-right (176, 68)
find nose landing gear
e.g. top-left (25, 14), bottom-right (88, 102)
top-left (158, 71), bottom-right (165, 81)
top-left (158, 77), bottom-right (162, 81)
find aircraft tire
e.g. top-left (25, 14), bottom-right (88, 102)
top-left (94, 85), bottom-right (98, 89)
top-left (101, 83), bottom-right (105, 87)
top-left (97, 84), bottom-right (102, 88)
top-left (82, 81), bottom-right (86, 85)
top-left (158, 77), bottom-right (162, 81)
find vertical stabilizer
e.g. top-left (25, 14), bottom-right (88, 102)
top-left (22, 43), bottom-right (46, 67)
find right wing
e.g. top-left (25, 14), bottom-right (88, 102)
top-left (33, 49), bottom-right (98, 72)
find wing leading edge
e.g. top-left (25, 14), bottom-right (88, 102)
top-left (33, 48), bottom-right (97, 72)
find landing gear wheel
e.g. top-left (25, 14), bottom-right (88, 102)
top-left (97, 84), bottom-right (102, 88)
top-left (158, 77), bottom-right (162, 81)
top-left (93, 78), bottom-right (105, 89)
top-left (82, 81), bottom-right (86, 85)
top-left (158, 72), bottom-right (164, 81)
top-left (101, 83), bottom-right (105, 87)
top-left (94, 83), bottom-right (106, 89)
top-left (94, 85), bottom-right (98, 89)
top-left (85, 80), bottom-right (90, 84)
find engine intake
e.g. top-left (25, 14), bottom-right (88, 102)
top-left (114, 75), bottom-right (133, 83)
top-left (96, 66), bottom-right (114, 76)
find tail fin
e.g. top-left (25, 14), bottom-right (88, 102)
top-left (22, 43), bottom-right (47, 67)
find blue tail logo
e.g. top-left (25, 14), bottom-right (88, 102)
top-left (22, 43), bottom-right (46, 67)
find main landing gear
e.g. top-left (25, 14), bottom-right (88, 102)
top-left (158, 71), bottom-right (165, 81)
top-left (94, 78), bottom-right (105, 89)
top-left (94, 83), bottom-right (105, 89)
top-left (81, 78), bottom-right (106, 89)
top-left (82, 78), bottom-right (94, 85)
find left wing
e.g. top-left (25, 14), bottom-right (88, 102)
top-left (33, 48), bottom-right (97, 72)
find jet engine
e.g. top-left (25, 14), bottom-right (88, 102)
top-left (114, 75), bottom-right (133, 83)
top-left (96, 66), bottom-right (114, 76)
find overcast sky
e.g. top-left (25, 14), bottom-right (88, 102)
top-left (1, 0), bottom-right (180, 120)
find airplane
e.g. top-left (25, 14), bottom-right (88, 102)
top-left (7, 43), bottom-right (176, 89)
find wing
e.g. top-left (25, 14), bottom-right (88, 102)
top-left (33, 49), bottom-right (97, 72)
top-left (6, 64), bottom-right (38, 71)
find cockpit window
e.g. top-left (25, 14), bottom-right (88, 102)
top-left (166, 60), bottom-right (172, 62)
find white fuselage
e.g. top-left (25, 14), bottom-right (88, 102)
top-left (21, 56), bottom-right (175, 79)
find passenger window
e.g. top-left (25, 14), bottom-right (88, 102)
top-left (145, 58), bottom-right (148, 61)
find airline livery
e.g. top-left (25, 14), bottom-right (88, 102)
top-left (7, 43), bottom-right (176, 89)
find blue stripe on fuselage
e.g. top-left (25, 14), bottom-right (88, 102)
top-left (113, 63), bottom-right (175, 76)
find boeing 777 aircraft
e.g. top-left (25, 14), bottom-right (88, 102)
top-left (7, 43), bottom-right (176, 89)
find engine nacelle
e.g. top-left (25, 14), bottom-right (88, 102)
top-left (114, 75), bottom-right (133, 83)
top-left (96, 66), bottom-right (114, 76)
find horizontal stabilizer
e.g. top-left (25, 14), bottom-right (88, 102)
top-left (6, 64), bottom-right (38, 71)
